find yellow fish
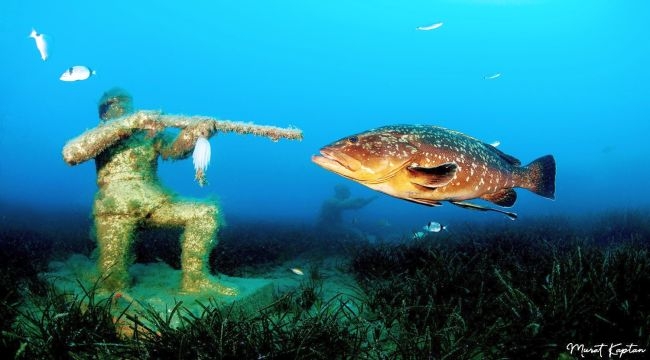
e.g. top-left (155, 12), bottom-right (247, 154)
top-left (312, 125), bottom-right (556, 220)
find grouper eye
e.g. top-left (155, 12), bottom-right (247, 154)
top-left (347, 136), bottom-right (359, 144)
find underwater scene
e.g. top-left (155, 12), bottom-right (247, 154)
top-left (1, 0), bottom-right (649, 359)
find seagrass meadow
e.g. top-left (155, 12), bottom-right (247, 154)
top-left (1, 205), bottom-right (648, 359)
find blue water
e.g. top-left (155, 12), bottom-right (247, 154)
top-left (1, 0), bottom-right (649, 234)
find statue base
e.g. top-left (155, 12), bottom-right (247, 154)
top-left (43, 254), bottom-right (276, 335)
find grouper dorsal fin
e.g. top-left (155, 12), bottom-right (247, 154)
top-left (407, 162), bottom-right (457, 189)
top-left (486, 144), bottom-right (521, 166)
top-left (480, 188), bottom-right (517, 207)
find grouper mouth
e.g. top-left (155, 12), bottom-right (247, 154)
top-left (311, 149), bottom-right (362, 173)
top-left (312, 148), bottom-right (411, 184)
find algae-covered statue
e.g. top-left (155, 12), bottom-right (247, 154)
top-left (317, 184), bottom-right (377, 229)
top-left (63, 88), bottom-right (302, 294)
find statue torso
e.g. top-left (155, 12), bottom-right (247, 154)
top-left (95, 132), bottom-right (159, 186)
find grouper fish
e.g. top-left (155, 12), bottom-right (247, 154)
top-left (311, 125), bottom-right (556, 220)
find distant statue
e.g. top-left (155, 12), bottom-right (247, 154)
top-left (317, 184), bottom-right (376, 229)
top-left (62, 88), bottom-right (302, 294)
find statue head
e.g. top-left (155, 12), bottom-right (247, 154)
top-left (98, 87), bottom-right (134, 121)
top-left (333, 184), bottom-right (351, 200)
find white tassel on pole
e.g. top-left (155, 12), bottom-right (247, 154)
top-left (192, 136), bottom-right (211, 186)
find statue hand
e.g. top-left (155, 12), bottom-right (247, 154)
top-left (191, 120), bottom-right (217, 138)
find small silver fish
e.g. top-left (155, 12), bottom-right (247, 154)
top-left (60, 66), bottom-right (96, 82)
top-left (412, 231), bottom-right (426, 240)
top-left (290, 268), bottom-right (304, 276)
top-left (29, 28), bottom-right (48, 61)
top-left (423, 221), bottom-right (446, 233)
top-left (52, 312), bottom-right (69, 320)
top-left (485, 73), bottom-right (501, 80)
top-left (416, 22), bottom-right (443, 31)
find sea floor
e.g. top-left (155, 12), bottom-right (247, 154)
top-left (2, 207), bottom-right (650, 358)
top-left (39, 253), bottom-right (364, 332)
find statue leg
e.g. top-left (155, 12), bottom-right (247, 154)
top-left (147, 201), bottom-right (237, 296)
top-left (94, 214), bottom-right (137, 291)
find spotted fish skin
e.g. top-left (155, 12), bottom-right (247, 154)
top-left (312, 125), bottom-right (555, 212)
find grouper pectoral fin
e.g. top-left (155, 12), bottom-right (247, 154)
top-left (407, 162), bottom-right (458, 189)
top-left (480, 189), bottom-right (517, 207)
top-left (403, 191), bottom-right (443, 206)
top-left (408, 198), bottom-right (443, 206)
top-left (450, 201), bottom-right (518, 220)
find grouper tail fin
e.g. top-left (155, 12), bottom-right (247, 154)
top-left (521, 155), bottom-right (556, 199)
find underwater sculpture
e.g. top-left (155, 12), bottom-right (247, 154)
top-left (312, 124), bottom-right (555, 219)
top-left (63, 88), bottom-right (302, 294)
top-left (317, 184), bottom-right (376, 228)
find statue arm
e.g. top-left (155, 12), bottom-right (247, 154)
top-left (62, 111), bottom-right (162, 165)
top-left (62, 109), bottom-right (303, 164)
top-left (340, 196), bottom-right (378, 210)
top-left (157, 118), bottom-right (217, 160)
top-left (156, 115), bottom-right (303, 160)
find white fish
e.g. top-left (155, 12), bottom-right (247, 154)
top-left (485, 73), bottom-right (501, 80)
top-left (290, 268), bottom-right (304, 276)
top-left (423, 221), bottom-right (446, 233)
top-left (490, 140), bottom-right (501, 147)
top-left (59, 66), bottom-right (96, 81)
top-left (416, 22), bottom-right (443, 31)
top-left (29, 28), bottom-right (48, 61)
